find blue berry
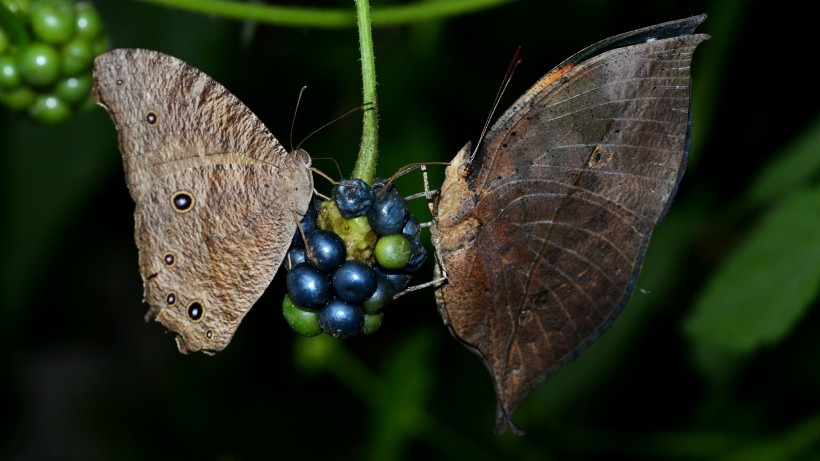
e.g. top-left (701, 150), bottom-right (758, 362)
top-left (375, 265), bottom-right (412, 292)
top-left (400, 215), bottom-right (427, 272)
top-left (404, 237), bottom-right (427, 272)
top-left (402, 215), bottom-right (421, 240)
top-left (367, 180), bottom-right (408, 235)
top-left (332, 260), bottom-right (377, 303)
top-left (319, 298), bottom-right (364, 338)
top-left (284, 246), bottom-right (306, 271)
top-left (363, 275), bottom-right (394, 314)
top-left (286, 263), bottom-right (332, 309)
top-left (306, 230), bottom-right (346, 272)
top-left (291, 199), bottom-right (320, 247)
top-left (333, 178), bottom-right (375, 218)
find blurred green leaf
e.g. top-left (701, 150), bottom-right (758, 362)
top-left (367, 329), bottom-right (434, 461)
top-left (717, 412), bottom-right (820, 461)
top-left (684, 187), bottom-right (820, 354)
top-left (744, 115), bottom-right (820, 209)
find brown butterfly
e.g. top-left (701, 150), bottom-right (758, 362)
top-left (93, 49), bottom-right (313, 354)
top-left (431, 15), bottom-right (709, 434)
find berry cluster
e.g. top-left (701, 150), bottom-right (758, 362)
top-left (0, 0), bottom-right (107, 123)
top-left (283, 178), bottom-right (426, 338)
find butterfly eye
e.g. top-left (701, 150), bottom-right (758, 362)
top-left (187, 301), bottom-right (204, 321)
top-left (166, 292), bottom-right (177, 305)
top-left (163, 253), bottom-right (176, 266)
top-left (145, 111), bottom-right (159, 125)
top-left (171, 191), bottom-right (194, 213)
top-left (457, 162), bottom-right (472, 178)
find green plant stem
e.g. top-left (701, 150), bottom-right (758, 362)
top-left (352, 0), bottom-right (377, 184)
top-left (141, 0), bottom-right (514, 29)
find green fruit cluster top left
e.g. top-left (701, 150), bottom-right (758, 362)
top-left (0, 0), bottom-right (107, 123)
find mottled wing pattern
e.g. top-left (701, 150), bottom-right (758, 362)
top-left (93, 49), bottom-right (313, 353)
top-left (433, 16), bottom-right (708, 434)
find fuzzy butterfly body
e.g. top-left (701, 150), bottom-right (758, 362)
top-left (431, 15), bottom-right (709, 434)
top-left (93, 49), bottom-right (313, 354)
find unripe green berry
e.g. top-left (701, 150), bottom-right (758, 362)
top-left (0, 54), bottom-right (22, 88)
top-left (55, 74), bottom-right (89, 103)
top-left (282, 294), bottom-right (322, 337)
top-left (361, 313), bottom-right (383, 335)
top-left (375, 234), bottom-right (411, 269)
top-left (28, 93), bottom-right (71, 123)
top-left (0, 85), bottom-right (36, 110)
top-left (61, 36), bottom-right (92, 75)
top-left (74, 2), bottom-right (102, 39)
top-left (30, 0), bottom-right (76, 44)
top-left (19, 42), bottom-right (61, 87)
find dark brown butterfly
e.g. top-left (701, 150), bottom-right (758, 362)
top-left (431, 15), bottom-right (709, 434)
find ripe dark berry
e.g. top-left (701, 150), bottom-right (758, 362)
top-left (402, 215), bottom-right (421, 240)
top-left (375, 266), bottom-right (412, 292)
top-left (332, 260), bottom-right (377, 303)
top-left (367, 180), bottom-right (408, 235)
top-left (284, 246), bottom-right (306, 271)
top-left (319, 298), bottom-right (364, 338)
top-left (363, 275), bottom-right (393, 314)
top-left (333, 178), bottom-right (375, 218)
top-left (404, 236), bottom-right (427, 272)
top-left (291, 199), bottom-right (320, 247)
top-left (305, 230), bottom-right (346, 272)
top-left (286, 263), bottom-right (332, 309)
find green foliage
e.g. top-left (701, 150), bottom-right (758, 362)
top-left (685, 188), bottom-right (820, 354)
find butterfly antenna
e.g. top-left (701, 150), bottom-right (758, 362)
top-left (296, 101), bottom-right (376, 151)
top-left (471, 47), bottom-right (522, 161)
top-left (290, 86), bottom-right (308, 153)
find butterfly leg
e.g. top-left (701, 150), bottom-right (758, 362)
top-left (392, 165), bottom-right (448, 300)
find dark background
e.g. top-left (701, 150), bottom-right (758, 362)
top-left (3, 0), bottom-right (820, 459)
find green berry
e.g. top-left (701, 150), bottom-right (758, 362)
top-left (60, 36), bottom-right (92, 75)
top-left (19, 42), bottom-right (61, 86)
top-left (1, 0), bottom-right (30, 17)
top-left (74, 2), bottom-right (102, 40)
top-left (28, 93), bottom-right (70, 123)
top-left (55, 74), bottom-right (89, 103)
top-left (361, 313), bottom-right (383, 335)
top-left (0, 54), bottom-right (21, 88)
top-left (282, 294), bottom-right (322, 337)
top-left (30, 0), bottom-right (76, 44)
top-left (0, 85), bottom-right (35, 110)
top-left (375, 234), bottom-right (411, 269)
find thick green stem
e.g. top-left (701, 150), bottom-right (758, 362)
top-left (352, 0), bottom-right (377, 184)
top-left (141, 0), bottom-right (514, 29)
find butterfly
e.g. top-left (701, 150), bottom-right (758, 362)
top-left (431, 15), bottom-right (709, 434)
top-left (93, 49), bottom-right (314, 353)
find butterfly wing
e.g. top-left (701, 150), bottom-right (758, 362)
top-left (433, 15), bottom-right (708, 433)
top-left (93, 49), bottom-right (313, 353)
